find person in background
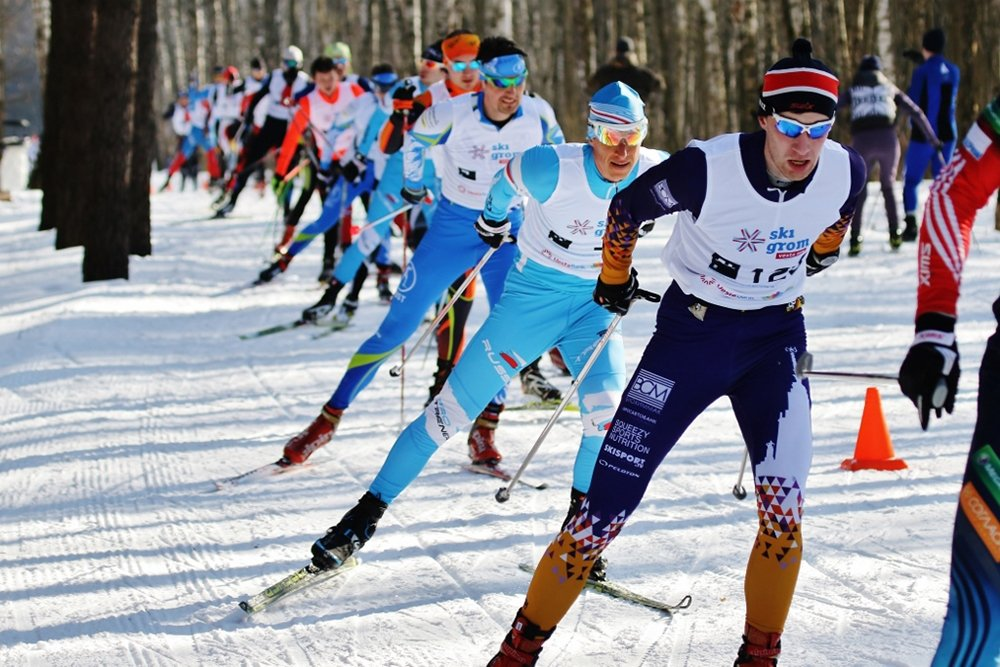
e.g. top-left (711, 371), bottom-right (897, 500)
top-left (900, 27), bottom-right (960, 241)
top-left (839, 54), bottom-right (939, 255)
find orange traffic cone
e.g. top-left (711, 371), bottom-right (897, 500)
top-left (841, 387), bottom-right (907, 471)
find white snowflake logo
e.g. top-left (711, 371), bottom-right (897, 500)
top-left (569, 219), bottom-right (592, 235)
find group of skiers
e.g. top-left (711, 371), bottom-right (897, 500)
top-left (159, 27), bottom-right (997, 667)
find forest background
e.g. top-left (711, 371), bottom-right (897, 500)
top-left (0, 0), bottom-right (996, 279)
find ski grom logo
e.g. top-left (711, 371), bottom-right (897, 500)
top-left (625, 370), bottom-right (674, 411)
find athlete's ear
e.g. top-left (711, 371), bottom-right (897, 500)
top-left (758, 115), bottom-right (767, 130)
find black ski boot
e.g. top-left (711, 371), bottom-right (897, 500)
top-left (311, 492), bottom-right (388, 571)
top-left (520, 359), bottom-right (562, 402)
top-left (562, 487), bottom-right (608, 582)
top-left (301, 280), bottom-right (344, 322)
top-left (901, 214), bottom-right (918, 241)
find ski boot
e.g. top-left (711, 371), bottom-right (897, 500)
top-left (213, 200), bottom-right (235, 219)
top-left (332, 298), bottom-right (358, 327)
top-left (562, 487), bottom-right (608, 582)
top-left (901, 214), bottom-right (918, 242)
top-left (376, 264), bottom-right (393, 303)
top-left (468, 403), bottom-right (504, 465)
top-left (282, 407), bottom-right (343, 464)
top-left (301, 280), bottom-right (345, 322)
top-left (425, 358), bottom-right (454, 406)
top-left (311, 491), bottom-right (388, 571)
top-left (520, 359), bottom-right (562, 402)
top-left (488, 608), bottom-right (555, 667)
top-left (889, 231), bottom-right (902, 250)
top-left (734, 622), bottom-right (782, 666)
top-left (256, 254), bottom-right (289, 284)
top-left (848, 236), bottom-right (862, 257)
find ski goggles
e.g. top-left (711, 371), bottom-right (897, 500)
top-left (483, 72), bottom-right (527, 89)
top-left (772, 113), bottom-right (835, 139)
top-left (588, 121), bottom-right (647, 147)
top-left (449, 59), bottom-right (481, 72)
top-left (283, 59), bottom-right (300, 69)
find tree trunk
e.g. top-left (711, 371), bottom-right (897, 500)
top-left (0, 23), bottom-right (6, 197)
top-left (40, 1), bottom-right (97, 241)
top-left (129, 0), bottom-right (157, 257)
top-left (82, 0), bottom-right (140, 281)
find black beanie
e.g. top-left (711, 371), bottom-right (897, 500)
top-left (922, 28), bottom-right (945, 53)
top-left (758, 38), bottom-right (839, 118)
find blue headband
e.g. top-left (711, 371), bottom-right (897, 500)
top-left (480, 54), bottom-right (527, 79)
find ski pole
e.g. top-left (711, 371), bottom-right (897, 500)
top-left (795, 352), bottom-right (898, 384)
top-left (732, 447), bottom-right (749, 500)
top-left (354, 192), bottom-right (434, 238)
top-left (389, 239), bottom-right (510, 378)
top-left (496, 288), bottom-right (662, 503)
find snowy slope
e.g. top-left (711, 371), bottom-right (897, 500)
top-left (0, 182), bottom-right (996, 666)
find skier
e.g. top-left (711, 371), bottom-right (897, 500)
top-left (898, 93), bottom-right (1000, 667)
top-left (160, 82), bottom-right (222, 192)
top-left (488, 39), bottom-right (866, 667)
top-left (271, 37), bottom-right (563, 473)
top-left (215, 45), bottom-right (311, 217)
top-left (163, 90), bottom-right (194, 191)
top-left (839, 54), bottom-right (939, 255)
top-left (271, 55), bottom-right (365, 253)
top-left (259, 62), bottom-right (401, 290)
top-left (900, 28), bottom-right (960, 241)
top-left (208, 66), bottom-right (244, 189)
top-left (307, 82), bottom-right (667, 583)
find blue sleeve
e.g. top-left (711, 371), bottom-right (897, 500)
top-left (613, 145), bottom-right (708, 223)
top-left (908, 64), bottom-right (928, 111)
top-left (295, 83), bottom-right (315, 102)
top-left (358, 107), bottom-right (389, 156)
top-left (482, 145), bottom-right (560, 221)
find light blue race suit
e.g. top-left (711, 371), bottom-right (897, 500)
top-left (365, 142), bottom-right (668, 504)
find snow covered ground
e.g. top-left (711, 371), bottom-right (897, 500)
top-left (1, 182), bottom-right (997, 666)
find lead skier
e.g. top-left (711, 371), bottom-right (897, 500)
top-left (488, 39), bottom-right (866, 666)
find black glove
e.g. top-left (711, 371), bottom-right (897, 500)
top-left (340, 152), bottom-right (367, 184)
top-left (474, 214), bottom-right (510, 248)
top-left (638, 221), bottom-right (656, 238)
top-left (898, 313), bottom-right (959, 430)
top-left (593, 267), bottom-right (639, 315)
top-left (805, 247), bottom-right (839, 276)
top-left (400, 184), bottom-right (427, 205)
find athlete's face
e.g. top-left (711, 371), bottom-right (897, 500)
top-left (589, 136), bottom-right (640, 182)
top-left (446, 55), bottom-right (481, 91)
top-left (482, 78), bottom-right (525, 121)
top-left (759, 110), bottom-right (830, 182)
top-left (314, 69), bottom-right (339, 95)
top-left (419, 59), bottom-right (446, 86)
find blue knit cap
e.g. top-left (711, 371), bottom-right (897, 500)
top-left (588, 82), bottom-right (646, 129)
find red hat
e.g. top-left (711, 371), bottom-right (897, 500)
top-left (759, 39), bottom-right (839, 118)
